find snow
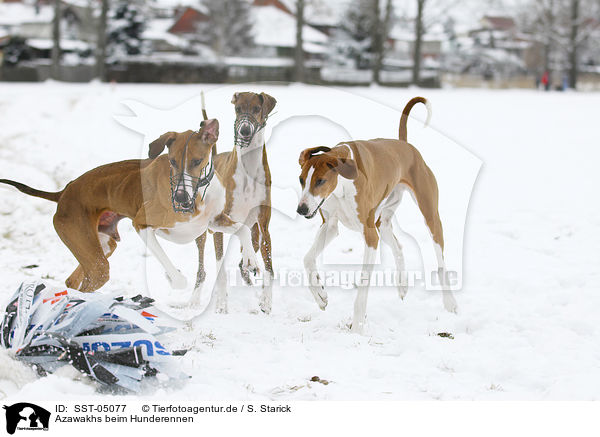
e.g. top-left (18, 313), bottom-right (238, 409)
top-left (0, 82), bottom-right (599, 401)
top-left (0, 3), bottom-right (54, 26)
top-left (252, 4), bottom-right (328, 51)
top-left (27, 38), bottom-right (90, 51)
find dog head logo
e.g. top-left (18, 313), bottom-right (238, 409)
top-left (3, 403), bottom-right (50, 434)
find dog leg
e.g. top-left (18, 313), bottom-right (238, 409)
top-left (211, 214), bottom-right (260, 278)
top-left (53, 211), bottom-right (110, 292)
top-left (379, 217), bottom-right (407, 299)
top-left (304, 219), bottom-right (338, 310)
top-left (259, 226), bottom-right (274, 314)
top-left (435, 243), bottom-right (458, 313)
top-left (351, 229), bottom-right (379, 334)
top-left (137, 227), bottom-right (187, 289)
top-left (256, 205), bottom-right (273, 314)
top-left (238, 223), bottom-right (260, 286)
top-left (211, 232), bottom-right (227, 312)
top-left (193, 232), bottom-right (207, 295)
top-left (66, 233), bottom-right (117, 290)
top-left (404, 169), bottom-right (457, 313)
top-left (210, 214), bottom-right (259, 313)
top-left (190, 232), bottom-right (225, 311)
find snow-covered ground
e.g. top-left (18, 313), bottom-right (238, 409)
top-left (0, 82), bottom-right (599, 400)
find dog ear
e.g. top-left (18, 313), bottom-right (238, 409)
top-left (298, 146), bottom-right (331, 167)
top-left (259, 92), bottom-right (277, 116)
top-left (200, 118), bottom-right (219, 144)
top-left (327, 158), bottom-right (358, 180)
top-left (231, 92), bottom-right (240, 105)
top-left (148, 132), bottom-right (176, 159)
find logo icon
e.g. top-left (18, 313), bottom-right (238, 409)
top-left (3, 403), bottom-right (50, 434)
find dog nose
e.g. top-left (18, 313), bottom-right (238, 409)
top-left (297, 203), bottom-right (308, 216)
top-left (239, 123), bottom-right (252, 138)
top-left (174, 189), bottom-right (190, 204)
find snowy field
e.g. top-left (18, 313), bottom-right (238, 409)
top-left (0, 82), bottom-right (599, 400)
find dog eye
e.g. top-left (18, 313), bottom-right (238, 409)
top-left (235, 107), bottom-right (241, 114)
top-left (299, 176), bottom-right (304, 186)
top-left (253, 106), bottom-right (260, 114)
top-left (169, 159), bottom-right (178, 168)
top-left (315, 179), bottom-right (325, 187)
top-left (191, 159), bottom-right (202, 167)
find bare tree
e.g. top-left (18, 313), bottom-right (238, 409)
top-left (199, 0), bottom-right (254, 58)
top-left (372, 0), bottom-right (394, 85)
top-left (372, 0), bottom-right (382, 83)
top-left (51, 0), bottom-right (61, 80)
top-left (411, 0), bottom-right (425, 85)
top-left (568, 0), bottom-right (580, 88)
top-left (96, 0), bottom-right (109, 81)
top-left (295, 0), bottom-right (305, 82)
top-left (523, 0), bottom-right (599, 89)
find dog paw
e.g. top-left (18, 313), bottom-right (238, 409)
top-left (238, 260), bottom-right (253, 286)
top-left (259, 293), bottom-right (272, 314)
top-left (215, 302), bottom-right (228, 314)
top-left (398, 284), bottom-right (408, 300)
top-left (309, 285), bottom-right (328, 310)
top-left (194, 272), bottom-right (205, 291)
top-left (166, 270), bottom-right (187, 289)
top-left (443, 292), bottom-right (458, 314)
top-left (349, 321), bottom-right (364, 334)
top-left (188, 288), bottom-right (203, 308)
top-left (240, 253), bottom-right (260, 279)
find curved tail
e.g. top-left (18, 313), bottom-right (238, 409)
top-left (201, 90), bottom-right (217, 158)
top-left (201, 90), bottom-right (208, 122)
top-left (399, 96), bottom-right (431, 142)
top-left (0, 179), bottom-right (61, 202)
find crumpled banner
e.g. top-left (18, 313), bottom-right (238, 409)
top-left (0, 281), bottom-right (188, 393)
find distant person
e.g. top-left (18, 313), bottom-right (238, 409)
top-left (562, 74), bottom-right (569, 91)
top-left (541, 71), bottom-right (550, 91)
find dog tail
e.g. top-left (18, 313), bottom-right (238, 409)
top-left (0, 179), bottom-right (61, 202)
top-left (201, 90), bottom-right (208, 121)
top-left (201, 91), bottom-right (217, 159)
top-left (399, 96), bottom-right (431, 142)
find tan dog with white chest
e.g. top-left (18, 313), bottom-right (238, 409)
top-left (296, 97), bottom-right (457, 333)
top-left (194, 92), bottom-right (276, 314)
top-left (0, 117), bottom-right (259, 298)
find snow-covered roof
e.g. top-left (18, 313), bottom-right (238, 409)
top-left (151, 0), bottom-right (208, 15)
top-left (0, 3), bottom-right (54, 26)
top-left (225, 56), bottom-right (293, 67)
top-left (143, 19), bottom-right (186, 47)
top-left (278, 0), bottom-right (348, 27)
top-left (27, 38), bottom-right (90, 51)
top-left (252, 4), bottom-right (328, 50)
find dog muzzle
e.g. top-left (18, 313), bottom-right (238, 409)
top-left (234, 113), bottom-right (266, 148)
top-left (170, 159), bottom-right (214, 214)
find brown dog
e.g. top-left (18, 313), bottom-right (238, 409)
top-left (194, 92), bottom-right (276, 314)
top-left (296, 97), bottom-right (457, 333)
top-left (0, 118), bottom-right (259, 295)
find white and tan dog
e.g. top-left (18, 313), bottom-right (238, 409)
top-left (296, 97), bottom-right (457, 333)
top-left (194, 92), bottom-right (276, 314)
top-left (0, 114), bottom-right (259, 302)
